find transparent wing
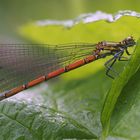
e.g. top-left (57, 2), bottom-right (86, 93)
top-left (54, 43), bottom-right (96, 65)
top-left (0, 43), bottom-right (96, 93)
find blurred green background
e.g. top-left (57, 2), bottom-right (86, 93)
top-left (0, 0), bottom-right (140, 42)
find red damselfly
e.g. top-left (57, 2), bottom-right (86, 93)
top-left (0, 36), bottom-right (135, 101)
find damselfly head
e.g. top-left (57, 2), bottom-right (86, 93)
top-left (123, 36), bottom-right (136, 47)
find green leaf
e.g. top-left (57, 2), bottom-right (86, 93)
top-left (0, 100), bottom-right (95, 140)
top-left (101, 39), bottom-right (140, 139)
top-left (108, 68), bottom-right (140, 140)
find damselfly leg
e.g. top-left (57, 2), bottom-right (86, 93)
top-left (105, 57), bottom-right (118, 79)
top-left (118, 54), bottom-right (129, 61)
top-left (105, 50), bottom-right (126, 79)
top-left (105, 46), bottom-right (133, 78)
top-left (126, 48), bottom-right (131, 55)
